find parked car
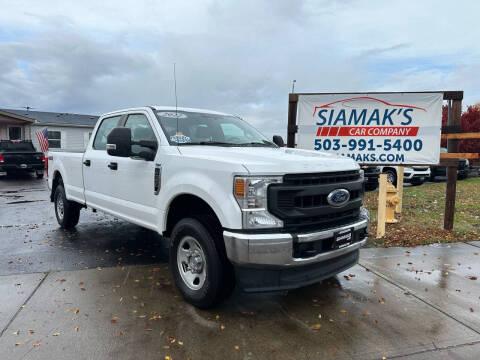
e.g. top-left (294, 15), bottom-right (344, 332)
top-left (362, 166), bottom-right (380, 191)
top-left (430, 148), bottom-right (469, 181)
top-left (379, 166), bottom-right (430, 186)
top-left (47, 106), bottom-right (369, 308)
top-left (0, 140), bottom-right (45, 178)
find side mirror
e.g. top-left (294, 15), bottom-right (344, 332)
top-left (272, 135), bottom-right (285, 147)
top-left (107, 127), bottom-right (132, 157)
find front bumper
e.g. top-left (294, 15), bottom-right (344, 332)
top-left (223, 217), bottom-right (368, 268)
top-left (403, 169), bottom-right (430, 181)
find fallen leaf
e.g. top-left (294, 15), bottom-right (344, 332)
top-left (73, 309), bottom-right (79, 314)
top-left (53, 332), bottom-right (60, 336)
top-left (468, 276), bottom-right (477, 280)
top-left (74, 326), bottom-right (79, 332)
top-left (178, 341), bottom-right (184, 345)
top-left (312, 324), bottom-right (322, 330)
top-left (234, 345), bottom-right (239, 350)
top-left (28, 329), bottom-right (35, 334)
top-left (470, 308), bottom-right (474, 313)
top-left (15, 342), bottom-right (22, 346)
top-left (340, 309), bottom-right (347, 313)
top-left (33, 340), bottom-right (41, 347)
top-left (13, 330), bottom-right (19, 335)
top-left (220, 325), bottom-right (225, 330)
top-left (111, 317), bottom-right (118, 324)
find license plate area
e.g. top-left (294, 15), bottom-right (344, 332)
top-left (333, 228), bottom-right (353, 249)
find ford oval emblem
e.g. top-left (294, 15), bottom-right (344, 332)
top-left (327, 189), bottom-right (350, 207)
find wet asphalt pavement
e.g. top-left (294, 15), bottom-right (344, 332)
top-left (0, 175), bottom-right (479, 360)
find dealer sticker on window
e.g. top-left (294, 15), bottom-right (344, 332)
top-left (170, 134), bottom-right (191, 144)
top-left (158, 112), bottom-right (188, 119)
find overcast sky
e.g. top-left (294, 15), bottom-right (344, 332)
top-left (0, 0), bottom-right (479, 137)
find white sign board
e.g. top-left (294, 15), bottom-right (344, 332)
top-left (296, 93), bottom-right (443, 164)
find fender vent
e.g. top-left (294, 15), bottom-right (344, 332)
top-left (154, 164), bottom-right (162, 195)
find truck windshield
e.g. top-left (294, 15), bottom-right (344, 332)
top-left (0, 141), bottom-right (35, 151)
top-left (155, 111), bottom-right (276, 147)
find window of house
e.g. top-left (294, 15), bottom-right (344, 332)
top-left (8, 127), bottom-right (22, 140)
top-left (47, 131), bottom-right (62, 148)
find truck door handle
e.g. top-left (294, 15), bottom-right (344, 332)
top-left (108, 162), bottom-right (118, 170)
top-left (83, 160), bottom-right (91, 166)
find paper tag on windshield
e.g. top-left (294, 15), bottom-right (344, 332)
top-left (170, 134), bottom-right (191, 143)
top-left (158, 112), bottom-right (187, 119)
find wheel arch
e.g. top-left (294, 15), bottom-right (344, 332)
top-left (163, 193), bottom-right (223, 238)
top-left (50, 170), bottom-right (63, 202)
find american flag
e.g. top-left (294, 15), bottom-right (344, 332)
top-left (35, 128), bottom-right (49, 153)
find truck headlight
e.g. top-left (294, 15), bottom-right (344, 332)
top-left (234, 176), bottom-right (283, 229)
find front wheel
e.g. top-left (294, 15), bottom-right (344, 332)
top-left (170, 217), bottom-right (234, 308)
top-left (54, 184), bottom-right (81, 229)
top-left (384, 169), bottom-right (397, 186)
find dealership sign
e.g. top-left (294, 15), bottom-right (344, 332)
top-left (296, 92), bottom-right (443, 164)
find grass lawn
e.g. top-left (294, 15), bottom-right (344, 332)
top-left (364, 176), bottom-right (480, 247)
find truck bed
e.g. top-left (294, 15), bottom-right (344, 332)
top-left (49, 151), bottom-right (86, 204)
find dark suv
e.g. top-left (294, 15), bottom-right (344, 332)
top-left (362, 166), bottom-right (380, 191)
top-left (430, 148), bottom-right (469, 181)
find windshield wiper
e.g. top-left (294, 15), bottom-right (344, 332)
top-left (179, 141), bottom-right (235, 146)
top-left (237, 141), bottom-right (276, 147)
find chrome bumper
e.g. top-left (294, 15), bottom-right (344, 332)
top-left (223, 217), bottom-right (368, 267)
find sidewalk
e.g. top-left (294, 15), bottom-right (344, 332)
top-left (1, 242), bottom-right (479, 360)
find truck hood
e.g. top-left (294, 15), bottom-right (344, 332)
top-left (177, 146), bottom-right (359, 174)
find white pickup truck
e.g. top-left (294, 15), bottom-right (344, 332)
top-left (47, 106), bottom-right (369, 308)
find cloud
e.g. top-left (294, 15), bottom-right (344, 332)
top-left (0, 0), bottom-right (479, 138)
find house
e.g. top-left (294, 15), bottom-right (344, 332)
top-left (0, 109), bottom-right (98, 151)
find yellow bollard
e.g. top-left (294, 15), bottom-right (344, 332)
top-left (377, 174), bottom-right (387, 238)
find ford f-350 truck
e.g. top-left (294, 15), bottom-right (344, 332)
top-left (47, 106), bottom-right (369, 308)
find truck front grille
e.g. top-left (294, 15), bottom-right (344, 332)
top-left (268, 170), bottom-right (364, 233)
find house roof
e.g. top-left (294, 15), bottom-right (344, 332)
top-left (0, 109), bottom-right (98, 127)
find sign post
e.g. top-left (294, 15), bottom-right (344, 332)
top-left (396, 167), bottom-right (404, 213)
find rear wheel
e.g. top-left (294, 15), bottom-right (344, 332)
top-left (54, 183), bottom-right (81, 229)
top-left (36, 172), bottom-right (44, 179)
top-left (170, 217), bottom-right (234, 308)
top-left (365, 182), bottom-right (378, 191)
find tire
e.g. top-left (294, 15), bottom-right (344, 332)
top-left (170, 217), bottom-right (234, 309)
top-left (365, 183), bottom-right (378, 191)
top-left (384, 169), bottom-right (397, 186)
top-left (36, 172), bottom-right (44, 179)
top-left (54, 183), bottom-right (81, 229)
top-left (410, 178), bottom-right (424, 186)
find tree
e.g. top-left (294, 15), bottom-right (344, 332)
top-left (440, 104), bottom-right (480, 154)
top-left (460, 105), bottom-right (480, 154)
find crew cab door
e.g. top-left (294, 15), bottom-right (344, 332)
top-left (108, 112), bottom-right (160, 228)
top-left (83, 115), bottom-right (123, 211)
